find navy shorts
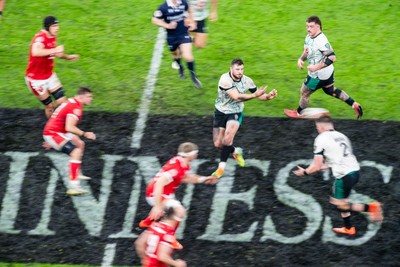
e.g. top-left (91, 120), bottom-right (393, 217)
top-left (167, 34), bottom-right (192, 51)
top-left (213, 109), bottom-right (243, 128)
top-left (304, 72), bottom-right (335, 91)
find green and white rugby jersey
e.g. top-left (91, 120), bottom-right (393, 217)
top-left (189, 0), bottom-right (209, 21)
top-left (305, 32), bottom-right (334, 80)
top-left (313, 130), bottom-right (360, 179)
top-left (215, 72), bottom-right (256, 114)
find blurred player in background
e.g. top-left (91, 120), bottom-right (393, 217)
top-left (25, 16), bottom-right (79, 118)
top-left (188, 0), bottom-right (218, 48)
top-left (152, 0), bottom-right (202, 88)
top-left (171, 0), bottom-right (217, 68)
top-left (135, 207), bottom-right (187, 267)
top-left (284, 15), bottom-right (363, 120)
top-left (43, 87), bottom-right (96, 196)
top-left (293, 115), bottom-right (382, 236)
top-left (138, 142), bottom-right (217, 244)
top-left (212, 58), bottom-right (277, 179)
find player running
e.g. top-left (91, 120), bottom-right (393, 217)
top-left (135, 207), bottom-right (187, 267)
top-left (25, 16), bottom-right (79, 118)
top-left (284, 16), bottom-right (363, 120)
top-left (293, 115), bottom-right (383, 236)
top-left (152, 0), bottom-right (202, 88)
top-left (43, 87), bottom-right (96, 196)
top-left (211, 58), bottom-right (277, 179)
top-left (138, 142), bottom-right (217, 242)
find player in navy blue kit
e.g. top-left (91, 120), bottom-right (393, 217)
top-left (152, 0), bottom-right (202, 88)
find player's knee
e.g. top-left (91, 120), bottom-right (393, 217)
top-left (74, 138), bottom-right (85, 150)
top-left (222, 136), bottom-right (234, 146)
top-left (182, 54), bottom-right (194, 62)
top-left (323, 85), bottom-right (341, 98)
top-left (194, 41), bottom-right (206, 49)
top-left (51, 88), bottom-right (65, 100)
top-left (174, 205), bottom-right (186, 220)
top-left (213, 140), bottom-right (222, 148)
top-left (61, 141), bottom-right (77, 155)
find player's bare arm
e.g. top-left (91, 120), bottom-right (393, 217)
top-left (297, 48), bottom-right (308, 69)
top-left (257, 87), bottom-right (278, 101)
top-left (58, 53), bottom-right (80, 61)
top-left (227, 87), bottom-right (266, 102)
top-left (31, 43), bottom-right (64, 57)
top-left (65, 115), bottom-right (96, 140)
top-left (209, 0), bottom-right (218, 22)
top-left (183, 173), bottom-right (218, 184)
top-left (308, 49), bottom-right (336, 72)
top-left (293, 154), bottom-right (325, 176)
top-left (152, 17), bottom-right (177, 30)
top-left (149, 174), bottom-right (171, 220)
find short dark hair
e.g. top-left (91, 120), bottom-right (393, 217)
top-left (307, 15), bottom-right (322, 30)
top-left (77, 87), bottom-right (92, 95)
top-left (231, 58), bottom-right (244, 66)
top-left (315, 115), bottom-right (333, 124)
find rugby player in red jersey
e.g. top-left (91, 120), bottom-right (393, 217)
top-left (25, 16), bottom-right (79, 118)
top-left (139, 142), bottom-right (218, 248)
top-left (43, 87), bottom-right (96, 196)
top-left (135, 207), bottom-right (187, 267)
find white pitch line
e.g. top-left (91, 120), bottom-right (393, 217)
top-left (101, 243), bottom-right (117, 267)
top-left (101, 28), bottom-right (166, 267)
top-left (131, 27), bottom-right (166, 149)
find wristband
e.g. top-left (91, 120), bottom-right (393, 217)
top-left (198, 176), bottom-right (206, 183)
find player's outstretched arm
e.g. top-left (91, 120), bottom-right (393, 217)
top-left (293, 155), bottom-right (324, 176)
top-left (58, 53), bottom-right (80, 61)
top-left (32, 43), bottom-right (64, 57)
top-left (183, 173), bottom-right (218, 184)
top-left (257, 87), bottom-right (278, 101)
top-left (227, 87), bottom-right (266, 102)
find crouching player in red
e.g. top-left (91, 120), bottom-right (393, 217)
top-left (139, 142), bottom-right (218, 247)
top-left (135, 207), bottom-right (187, 267)
top-left (43, 87), bottom-right (96, 196)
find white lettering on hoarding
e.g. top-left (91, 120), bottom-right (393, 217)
top-left (0, 152), bottom-right (393, 245)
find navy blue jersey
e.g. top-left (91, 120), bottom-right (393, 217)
top-left (153, 0), bottom-right (189, 37)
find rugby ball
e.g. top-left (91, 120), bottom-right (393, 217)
top-left (300, 108), bottom-right (330, 119)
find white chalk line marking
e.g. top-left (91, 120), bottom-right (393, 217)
top-left (131, 27), bottom-right (166, 149)
top-left (102, 28), bottom-right (166, 267)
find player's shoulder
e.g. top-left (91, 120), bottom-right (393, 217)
top-left (316, 32), bottom-right (330, 43)
top-left (218, 72), bottom-right (235, 89)
top-left (156, 1), bottom-right (168, 12)
top-left (315, 131), bottom-right (331, 142)
top-left (33, 30), bottom-right (46, 42)
top-left (242, 74), bottom-right (254, 83)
